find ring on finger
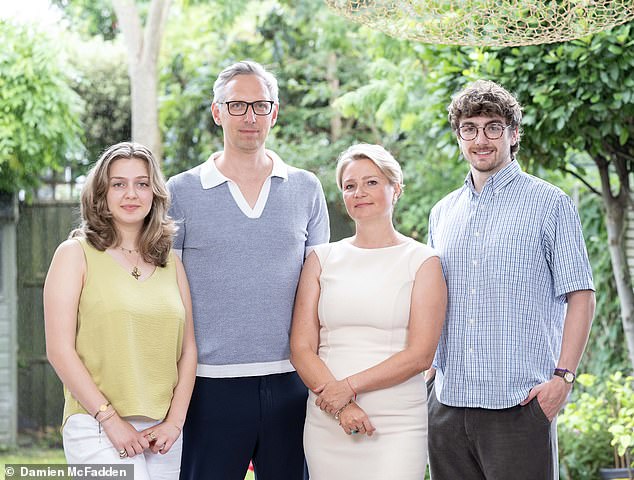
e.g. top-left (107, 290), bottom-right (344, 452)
top-left (148, 432), bottom-right (157, 441)
top-left (118, 449), bottom-right (128, 459)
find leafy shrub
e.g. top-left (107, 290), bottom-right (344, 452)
top-left (559, 372), bottom-right (634, 479)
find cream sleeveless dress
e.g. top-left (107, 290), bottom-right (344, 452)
top-left (303, 238), bottom-right (438, 480)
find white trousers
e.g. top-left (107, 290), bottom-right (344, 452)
top-left (63, 414), bottom-right (183, 480)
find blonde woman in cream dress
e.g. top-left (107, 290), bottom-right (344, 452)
top-left (290, 143), bottom-right (447, 480)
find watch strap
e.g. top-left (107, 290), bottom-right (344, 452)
top-left (553, 368), bottom-right (576, 384)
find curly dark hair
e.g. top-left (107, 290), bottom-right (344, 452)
top-left (448, 80), bottom-right (523, 159)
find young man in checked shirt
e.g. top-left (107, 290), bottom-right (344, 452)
top-left (426, 80), bottom-right (595, 480)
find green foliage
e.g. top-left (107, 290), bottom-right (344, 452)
top-left (65, 35), bottom-right (131, 171)
top-left (0, 21), bottom-right (82, 194)
top-left (159, 2), bottom-right (251, 177)
top-left (327, 37), bottom-right (480, 236)
top-left (559, 372), bottom-right (634, 478)
top-left (0, 446), bottom-right (65, 463)
top-left (575, 192), bottom-right (630, 376)
top-left (607, 372), bottom-right (634, 461)
top-left (478, 22), bottom-right (634, 176)
top-left (159, 0), bottom-right (376, 191)
top-left (52, 0), bottom-right (119, 40)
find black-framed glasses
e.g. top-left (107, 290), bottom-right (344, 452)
top-left (458, 123), bottom-right (510, 141)
top-left (219, 100), bottom-right (275, 116)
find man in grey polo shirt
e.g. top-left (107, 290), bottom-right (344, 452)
top-left (167, 60), bottom-right (329, 480)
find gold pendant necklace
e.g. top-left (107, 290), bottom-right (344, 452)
top-left (131, 265), bottom-right (141, 280)
top-left (120, 247), bottom-right (141, 280)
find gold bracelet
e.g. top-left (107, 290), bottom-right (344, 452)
top-left (345, 377), bottom-right (358, 400)
top-left (97, 408), bottom-right (116, 435)
top-left (99, 409), bottom-right (116, 423)
top-left (94, 402), bottom-right (111, 419)
top-left (334, 399), bottom-right (353, 421)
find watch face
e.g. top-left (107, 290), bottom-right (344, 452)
top-left (564, 371), bottom-right (575, 383)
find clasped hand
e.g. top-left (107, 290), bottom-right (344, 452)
top-left (314, 379), bottom-right (354, 414)
top-left (140, 421), bottom-right (182, 454)
top-left (105, 417), bottom-right (181, 458)
top-left (337, 402), bottom-right (376, 437)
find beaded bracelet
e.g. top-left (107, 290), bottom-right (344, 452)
top-left (334, 399), bottom-right (353, 421)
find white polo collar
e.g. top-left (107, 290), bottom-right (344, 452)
top-left (200, 150), bottom-right (288, 189)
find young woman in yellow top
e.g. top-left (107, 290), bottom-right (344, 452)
top-left (44, 142), bottom-right (197, 480)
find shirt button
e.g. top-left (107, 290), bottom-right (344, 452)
top-left (468, 348), bottom-right (474, 353)
top-left (474, 231), bottom-right (480, 237)
top-left (472, 259), bottom-right (478, 266)
top-left (471, 288), bottom-right (476, 294)
top-left (469, 318), bottom-right (475, 325)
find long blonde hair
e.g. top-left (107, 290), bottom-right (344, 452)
top-left (71, 142), bottom-right (176, 267)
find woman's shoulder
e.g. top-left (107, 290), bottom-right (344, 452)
top-left (308, 239), bottom-right (351, 266)
top-left (309, 241), bottom-right (335, 260)
top-left (48, 238), bottom-right (87, 275)
top-left (403, 237), bottom-right (438, 257)
top-left (398, 238), bottom-right (439, 273)
top-left (56, 237), bottom-right (86, 256)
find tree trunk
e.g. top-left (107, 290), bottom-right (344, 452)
top-left (111, 0), bottom-right (172, 163)
top-left (130, 63), bottom-right (161, 160)
top-left (626, 206), bottom-right (634, 292)
top-left (599, 167), bottom-right (634, 370)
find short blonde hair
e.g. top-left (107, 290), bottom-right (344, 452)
top-left (336, 143), bottom-right (404, 192)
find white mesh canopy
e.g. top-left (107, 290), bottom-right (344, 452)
top-left (325, 0), bottom-right (634, 46)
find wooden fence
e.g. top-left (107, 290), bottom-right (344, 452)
top-left (17, 202), bottom-right (79, 431)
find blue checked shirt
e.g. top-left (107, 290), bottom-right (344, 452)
top-left (428, 160), bottom-right (594, 409)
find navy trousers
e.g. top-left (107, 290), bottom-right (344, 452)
top-left (179, 372), bottom-right (309, 480)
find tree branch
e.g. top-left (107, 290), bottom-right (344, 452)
top-left (596, 156), bottom-right (616, 205)
top-left (144, 0), bottom-right (172, 66)
top-left (602, 141), bottom-right (631, 208)
top-left (560, 167), bottom-right (601, 196)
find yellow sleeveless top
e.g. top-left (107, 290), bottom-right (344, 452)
top-left (62, 237), bottom-right (186, 425)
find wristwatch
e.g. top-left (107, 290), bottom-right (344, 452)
top-left (553, 368), bottom-right (576, 384)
